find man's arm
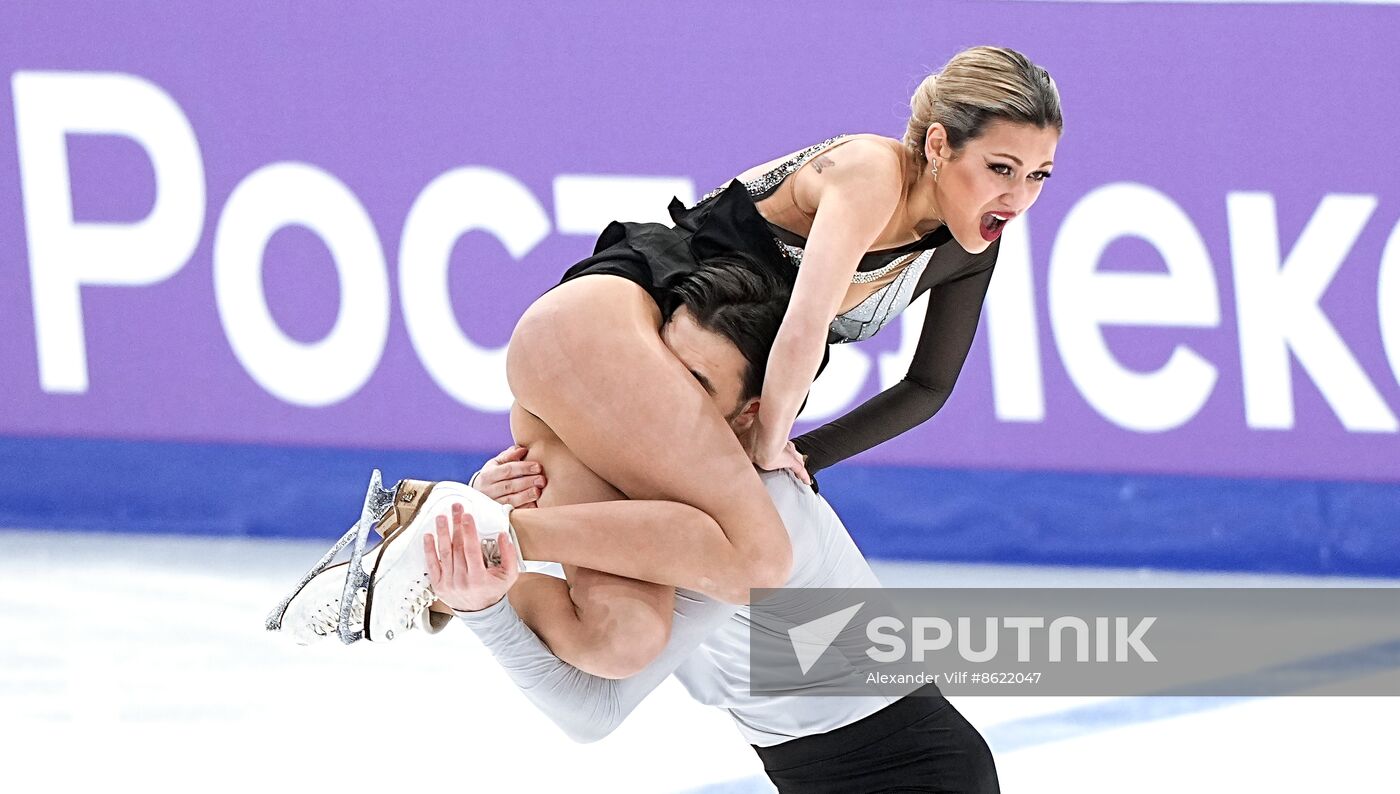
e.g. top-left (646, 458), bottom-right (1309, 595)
top-left (425, 505), bottom-right (738, 742)
top-left (456, 579), bottom-right (737, 743)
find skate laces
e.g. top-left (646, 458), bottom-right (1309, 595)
top-left (310, 594), bottom-right (363, 637)
top-left (399, 574), bottom-right (436, 628)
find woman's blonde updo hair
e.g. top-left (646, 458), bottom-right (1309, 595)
top-left (904, 46), bottom-right (1062, 167)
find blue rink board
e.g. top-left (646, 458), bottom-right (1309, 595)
top-left (1, 435), bottom-right (1397, 577)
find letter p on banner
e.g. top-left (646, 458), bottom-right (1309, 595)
top-left (12, 71), bottom-right (205, 393)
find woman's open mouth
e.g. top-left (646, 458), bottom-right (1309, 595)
top-left (980, 211), bottom-right (1014, 242)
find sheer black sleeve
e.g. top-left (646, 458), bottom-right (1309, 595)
top-left (793, 248), bottom-right (997, 475)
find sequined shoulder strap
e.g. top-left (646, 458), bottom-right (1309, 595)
top-left (699, 135), bottom-right (850, 205)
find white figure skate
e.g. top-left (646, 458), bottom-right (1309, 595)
top-left (265, 470), bottom-right (519, 644)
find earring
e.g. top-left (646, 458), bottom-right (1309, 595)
top-left (929, 159), bottom-right (940, 181)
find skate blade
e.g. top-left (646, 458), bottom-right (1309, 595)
top-left (338, 469), bottom-right (397, 644)
top-left (264, 469), bottom-right (396, 635)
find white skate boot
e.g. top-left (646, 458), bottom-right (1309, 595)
top-left (266, 470), bottom-right (519, 644)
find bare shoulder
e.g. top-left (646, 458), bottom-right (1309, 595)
top-left (793, 134), bottom-right (905, 212)
top-left (811, 135), bottom-right (903, 182)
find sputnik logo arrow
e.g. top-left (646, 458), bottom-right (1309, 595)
top-left (787, 602), bottom-right (865, 675)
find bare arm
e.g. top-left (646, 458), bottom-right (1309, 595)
top-left (750, 142), bottom-right (904, 469)
top-left (510, 500), bottom-right (758, 604)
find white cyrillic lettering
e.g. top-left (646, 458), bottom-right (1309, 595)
top-left (399, 167), bottom-right (549, 412)
top-left (13, 71), bottom-right (205, 393)
top-left (1050, 183), bottom-right (1219, 432)
top-left (213, 163), bottom-right (389, 407)
top-left (983, 218), bottom-right (1046, 421)
top-left (1379, 217), bottom-right (1400, 391)
top-left (552, 174), bottom-right (694, 235)
top-left (1229, 192), bottom-right (1396, 432)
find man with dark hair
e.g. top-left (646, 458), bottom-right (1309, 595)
top-left (429, 261), bottom-right (1000, 793)
top-left (660, 257), bottom-right (789, 410)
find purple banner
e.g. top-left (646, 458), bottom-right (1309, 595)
top-left (2, 3), bottom-right (1399, 483)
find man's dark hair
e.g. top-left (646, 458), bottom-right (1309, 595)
top-left (660, 256), bottom-right (792, 400)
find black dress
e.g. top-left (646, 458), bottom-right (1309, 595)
top-left (559, 175), bottom-right (797, 303)
top-left (561, 136), bottom-right (1000, 475)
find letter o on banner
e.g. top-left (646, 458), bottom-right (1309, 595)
top-left (213, 162), bottom-right (390, 407)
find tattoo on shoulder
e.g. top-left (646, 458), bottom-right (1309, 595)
top-left (812, 155), bottom-right (836, 174)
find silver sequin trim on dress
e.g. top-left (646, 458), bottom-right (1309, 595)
top-left (851, 252), bottom-right (913, 285)
top-left (830, 249), bottom-right (934, 343)
top-left (698, 135), bottom-right (849, 207)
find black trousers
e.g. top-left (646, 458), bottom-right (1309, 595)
top-left (752, 689), bottom-right (999, 794)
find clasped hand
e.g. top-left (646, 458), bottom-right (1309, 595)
top-left (747, 435), bottom-right (812, 485)
top-left (471, 444), bottom-right (546, 508)
top-left (423, 502), bottom-right (521, 613)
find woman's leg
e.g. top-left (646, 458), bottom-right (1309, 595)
top-left (504, 275), bottom-right (792, 604)
top-left (501, 404), bottom-right (674, 679)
